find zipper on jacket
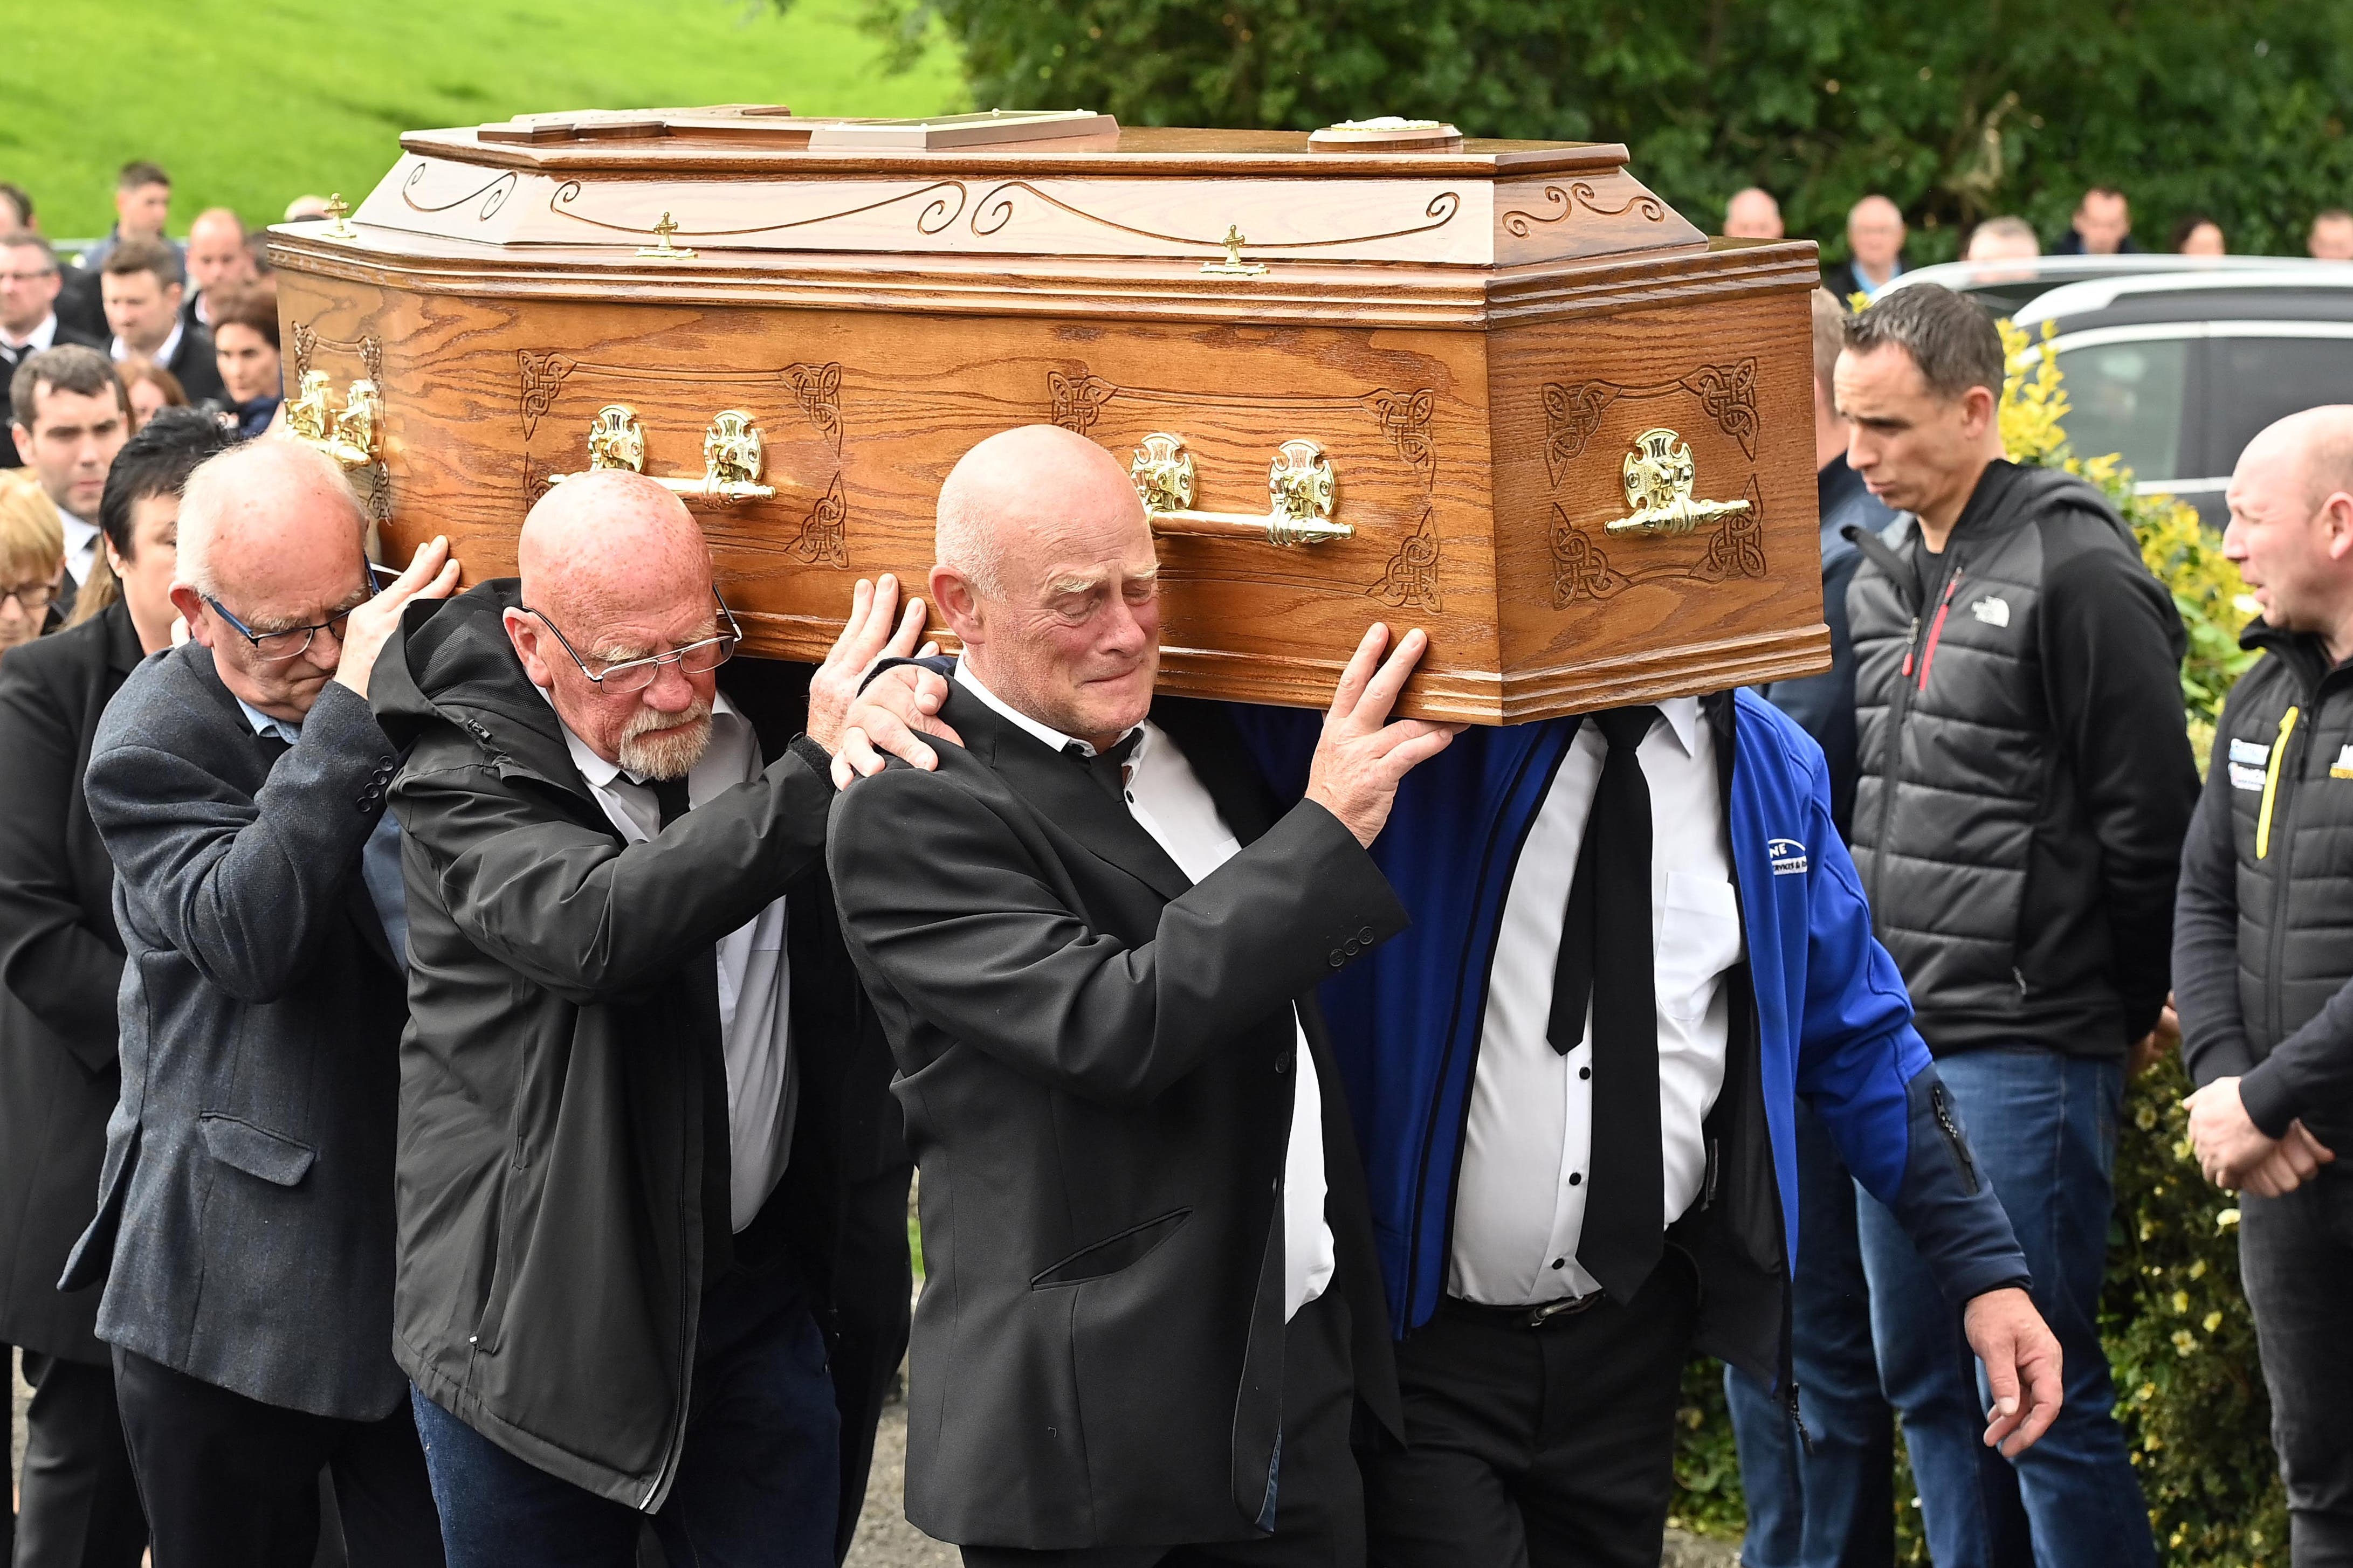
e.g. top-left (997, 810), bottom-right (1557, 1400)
top-left (1915, 571), bottom-right (1964, 692)
top-left (1931, 1081), bottom-right (1980, 1193)
top-left (2260, 703), bottom-right (2306, 1045)
top-left (1869, 612), bottom-right (1923, 918)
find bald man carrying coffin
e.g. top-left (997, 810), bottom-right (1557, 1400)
top-left (827, 425), bottom-right (1459, 1566)
top-left (371, 473), bottom-right (935, 1567)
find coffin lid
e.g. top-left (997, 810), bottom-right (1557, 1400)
top-left (343, 106), bottom-right (1710, 271)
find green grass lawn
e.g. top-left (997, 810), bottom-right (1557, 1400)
top-left (6, 0), bottom-right (967, 241)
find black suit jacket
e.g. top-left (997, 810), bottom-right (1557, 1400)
top-left (828, 688), bottom-right (1407, 1551)
top-left (0, 602), bottom-right (142, 1360)
top-left (161, 322), bottom-right (225, 407)
top-left (0, 318), bottom-right (107, 468)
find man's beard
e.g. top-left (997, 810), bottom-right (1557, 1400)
top-left (619, 697), bottom-right (714, 780)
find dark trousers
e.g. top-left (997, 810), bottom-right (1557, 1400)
top-left (112, 1346), bottom-right (443, 1568)
top-left (412, 1257), bottom-right (840, 1568)
top-left (961, 1286), bottom-right (1365, 1568)
top-left (1363, 1250), bottom-right (1699, 1568)
top-left (2242, 1169), bottom-right (2353, 1566)
top-left (14, 1351), bottom-right (147, 1568)
top-left (1723, 1103), bottom-right (1895, 1568)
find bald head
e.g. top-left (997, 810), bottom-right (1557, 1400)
top-left (2225, 405), bottom-right (2353, 659)
top-left (1723, 187), bottom-right (1783, 240)
top-left (519, 471), bottom-right (712, 648)
top-left (176, 437), bottom-right (363, 601)
top-left (187, 207), bottom-right (254, 299)
top-left (931, 424), bottom-right (1159, 751)
top-left (935, 423), bottom-right (1144, 600)
top-left (1847, 194), bottom-right (1907, 275)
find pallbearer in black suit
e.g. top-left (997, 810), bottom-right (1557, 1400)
top-left (828, 424), bottom-right (1459, 1567)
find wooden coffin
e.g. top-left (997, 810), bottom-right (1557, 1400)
top-left (267, 107), bottom-right (1827, 722)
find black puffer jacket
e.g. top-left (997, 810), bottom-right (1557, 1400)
top-left (2174, 627), bottom-right (2353, 1150)
top-left (1847, 460), bottom-right (2198, 1058)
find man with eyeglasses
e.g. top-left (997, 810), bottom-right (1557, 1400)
top-left (0, 234), bottom-right (105, 470)
top-left (368, 469), bottom-right (932, 1566)
top-left (66, 436), bottom-right (462, 1566)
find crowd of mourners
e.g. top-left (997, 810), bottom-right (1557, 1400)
top-left (0, 157), bottom-right (2351, 1568)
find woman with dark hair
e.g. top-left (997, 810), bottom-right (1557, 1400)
top-left (2172, 212), bottom-right (2227, 256)
top-left (0, 408), bottom-right (232, 1568)
top-left (116, 357), bottom-right (189, 433)
top-left (209, 284), bottom-right (283, 439)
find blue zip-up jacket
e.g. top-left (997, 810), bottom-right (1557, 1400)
top-left (1230, 689), bottom-right (2027, 1380)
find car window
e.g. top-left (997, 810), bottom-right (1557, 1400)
top-left (2208, 336), bottom-right (2353, 476)
top-left (2054, 337), bottom-right (2191, 482)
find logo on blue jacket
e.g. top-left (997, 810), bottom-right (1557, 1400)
top-left (1767, 837), bottom-right (1809, 875)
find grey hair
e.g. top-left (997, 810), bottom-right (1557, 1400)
top-left (174, 439), bottom-right (363, 600)
top-left (935, 480), bottom-right (1006, 599)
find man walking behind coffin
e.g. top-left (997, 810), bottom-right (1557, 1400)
top-left (828, 424), bottom-right (1458, 1566)
top-left (838, 469), bottom-right (2062, 1568)
top-left (64, 438), bottom-right (461, 1567)
top-left (374, 471), bottom-right (931, 1568)
top-left (2172, 406), bottom-right (2353, 1562)
top-left (1839, 282), bottom-right (2197, 1567)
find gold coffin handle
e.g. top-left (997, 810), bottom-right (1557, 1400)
top-left (1606, 426), bottom-right (1750, 536)
top-left (1130, 433), bottom-right (1352, 547)
top-left (286, 370), bottom-right (382, 472)
top-left (546, 405), bottom-right (776, 502)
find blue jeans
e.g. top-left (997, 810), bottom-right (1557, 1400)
top-left (411, 1259), bottom-right (841, 1568)
top-left (1856, 1048), bottom-right (2154, 1568)
top-left (1725, 1102), bottom-right (1894, 1568)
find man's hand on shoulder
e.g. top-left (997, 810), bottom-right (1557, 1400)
top-left (806, 575), bottom-right (933, 756)
top-left (332, 536), bottom-right (460, 702)
top-left (1964, 1286), bottom-right (2062, 1458)
top-left (1303, 624), bottom-right (1462, 847)
top-left (833, 660), bottom-right (965, 789)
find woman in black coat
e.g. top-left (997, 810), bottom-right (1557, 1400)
top-left (0, 410), bottom-right (227, 1568)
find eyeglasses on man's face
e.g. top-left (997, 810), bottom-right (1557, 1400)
top-left (205, 590), bottom-right (367, 662)
top-left (0, 580), bottom-right (55, 613)
top-left (522, 587), bottom-right (742, 696)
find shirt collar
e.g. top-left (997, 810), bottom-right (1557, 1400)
top-left (112, 317), bottom-right (183, 368)
top-left (1, 313), bottom-right (57, 354)
top-left (952, 659), bottom-right (1141, 759)
top-left (1649, 696), bottom-right (1704, 758)
top-left (232, 692), bottom-right (302, 744)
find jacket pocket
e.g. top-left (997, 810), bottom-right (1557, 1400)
top-left (197, 1113), bottom-right (317, 1187)
top-left (1029, 1208), bottom-right (1192, 1289)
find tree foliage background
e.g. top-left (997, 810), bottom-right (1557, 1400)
top-left (861, 0), bottom-right (2353, 259)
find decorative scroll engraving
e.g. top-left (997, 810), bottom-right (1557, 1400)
top-left (1372, 508), bottom-right (1443, 611)
top-left (289, 323), bottom-right (382, 386)
top-left (518, 352), bottom-right (578, 440)
top-left (792, 473), bottom-right (849, 567)
top-left (785, 363), bottom-right (843, 453)
top-left (1367, 389), bottom-right (1436, 486)
top-left (522, 456), bottom-right (557, 506)
top-left (1050, 370), bottom-right (1119, 434)
top-left (549, 179), bottom-right (969, 242)
top-left (1695, 479), bottom-right (1769, 582)
top-left (401, 165), bottom-right (520, 222)
top-left (971, 183), bottom-right (1461, 251)
top-left (1543, 382), bottom-right (1619, 487)
top-left (1680, 359), bottom-right (1759, 459)
top-left (1550, 509), bottom-right (1628, 606)
top-left (1501, 181), bottom-right (1668, 237)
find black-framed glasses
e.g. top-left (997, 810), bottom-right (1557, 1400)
top-left (205, 593), bottom-right (363, 662)
top-left (522, 587), bottom-right (742, 695)
top-left (0, 581), bottom-right (54, 613)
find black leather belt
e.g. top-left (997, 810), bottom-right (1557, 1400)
top-left (1441, 1290), bottom-right (1609, 1329)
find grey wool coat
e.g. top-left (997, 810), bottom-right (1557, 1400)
top-left (63, 642), bottom-right (412, 1420)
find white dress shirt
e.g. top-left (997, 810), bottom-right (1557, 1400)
top-left (549, 692), bottom-right (796, 1232)
top-left (1448, 697), bottom-right (1745, 1305)
top-left (954, 661), bottom-right (1336, 1320)
top-left (58, 510), bottom-right (98, 586)
top-left (0, 312), bottom-right (59, 356)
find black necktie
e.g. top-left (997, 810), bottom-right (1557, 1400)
top-left (1065, 731), bottom-right (1142, 803)
top-left (255, 731), bottom-right (291, 768)
top-left (1549, 705), bottom-right (1663, 1303)
top-left (651, 774), bottom-right (692, 830)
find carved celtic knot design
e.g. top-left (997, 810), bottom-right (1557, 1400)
top-left (1680, 359), bottom-right (1759, 459)
top-left (288, 323), bottom-right (383, 388)
top-left (1372, 507), bottom-right (1443, 612)
top-left (1696, 481), bottom-right (1769, 582)
top-left (1049, 370), bottom-right (1119, 434)
top-left (1549, 508), bottom-right (1628, 606)
top-left (517, 352), bottom-right (578, 441)
top-left (786, 363), bottom-right (843, 452)
top-left (521, 456), bottom-right (556, 506)
top-left (1542, 382), bottom-right (1620, 489)
top-left (1366, 389), bottom-right (1436, 487)
top-left (793, 473), bottom-right (849, 568)
top-left (289, 321), bottom-right (317, 379)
